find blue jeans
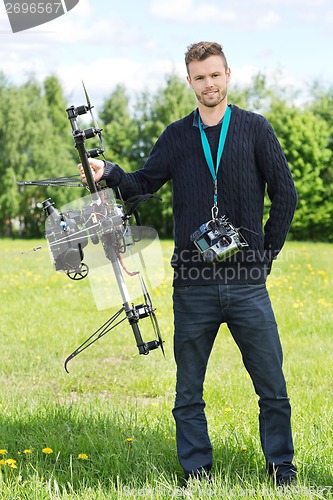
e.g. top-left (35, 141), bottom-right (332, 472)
top-left (172, 284), bottom-right (295, 478)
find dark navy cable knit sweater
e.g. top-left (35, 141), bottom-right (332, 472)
top-left (102, 104), bottom-right (298, 286)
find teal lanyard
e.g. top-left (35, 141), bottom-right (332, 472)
top-left (198, 105), bottom-right (231, 217)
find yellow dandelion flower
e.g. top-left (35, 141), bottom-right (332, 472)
top-left (42, 447), bottom-right (53, 454)
top-left (224, 407), bottom-right (232, 413)
top-left (23, 449), bottom-right (33, 454)
top-left (0, 449), bottom-right (8, 455)
top-left (241, 446), bottom-right (247, 452)
top-left (5, 458), bottom-right (17, 466)
top-left (78, 453), bottom-right (88, 460)
top-left (126, 437), bottom-right (133, 443)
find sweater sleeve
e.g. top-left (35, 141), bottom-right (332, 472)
top-left (102, 130), bottom-right (172, 200)
top-left (256, 121), bottom-right (298, 264)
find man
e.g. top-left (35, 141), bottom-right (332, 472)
top-left (79, 42), bottom-right (298, 486)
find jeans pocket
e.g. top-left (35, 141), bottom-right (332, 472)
top-left (244, 283), bottom-right (266, 289)
top-left (173, 285), bottom-right (193, 294)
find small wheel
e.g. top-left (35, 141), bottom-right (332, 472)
top-left (67, 263), bottom-right (89, 280)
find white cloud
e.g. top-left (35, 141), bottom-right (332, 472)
top-left (55, 57), bottom-right (186, 107)
top-left (150, 0), bottom-right (235, 24)
top-left (253, 0), bottom-right (328, 6)
top-left (230, 64), bottom-right (301, 93)
top-left (150, 0), bottom-right (282, 31)
top-left (230, 65), bottom-right (261, 87)
top-left (70, 0), bottom-right (92, 18)
top-left (150, 0), bottom-right (332, 32)
top-left (256, 10), bottom-right (281, 29)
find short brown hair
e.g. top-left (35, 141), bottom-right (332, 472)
top-left (185, 42), bottom-right (228, 73)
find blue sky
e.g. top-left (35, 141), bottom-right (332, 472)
top-left (0, 0), bottom-right (332, 107)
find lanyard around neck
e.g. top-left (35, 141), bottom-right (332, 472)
top-left (198, 105), bottom-right (231, 214)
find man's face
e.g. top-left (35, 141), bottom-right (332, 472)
top-left (187, 55), bottom-right (231, 108)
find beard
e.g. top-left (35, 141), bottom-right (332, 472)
top-left (196, 87), bottom-right (228, 108)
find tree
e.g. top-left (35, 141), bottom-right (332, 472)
top-left (310, 83), bottom-right (333, 189)
top-left (98, 84), bottom-right (138, 171)
top-left (44, 75), bottom-right (70, 136)
top-left (0, 78), bottom-right (80, 237)
top-left (267, 99), bottom-right (332, 240)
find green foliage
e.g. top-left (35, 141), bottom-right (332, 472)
top-left (229, 75), bottom-right (333, 242)
top-left (44, 75), bottom-right (71, 137)
top-left (0, 71), bottom-right (332, 241)
top-left (310, 83), bottom-right (333, 191)
top-left (0, 76), bottom-right (81, 237)
top-left (99, 84), bottom-right (138, 171)
top-left (267, 100), bottom-right (332, 240)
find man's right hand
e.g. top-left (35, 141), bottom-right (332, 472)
top-left (78, 158), bottom-right (105, 184)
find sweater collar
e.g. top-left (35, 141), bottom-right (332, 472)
top-left (193, 108), bottom-right (225, 129)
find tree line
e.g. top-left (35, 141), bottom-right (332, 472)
top-left (0, 71), bottom-right (332, 241)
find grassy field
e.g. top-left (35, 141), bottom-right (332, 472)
top-left (0, 238), bottom-right (332, 499)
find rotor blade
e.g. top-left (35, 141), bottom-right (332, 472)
top-left (139, 275), bottom-right (165, 356)
top-left (82, 81), bottom-right (105, 155)
top-left (150, 310), bottom-right (165, 357)
top-left (139, 274), bottom-right (152, 308)
top-left (82, 80), bottom-right (91, 108)
top-left (15, 175), bottom-right (84, 188)
top-left (20, 244), bottom-right (47, 254)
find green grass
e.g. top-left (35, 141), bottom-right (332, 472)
top-left (0, 238), bottom-right (332, 499)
